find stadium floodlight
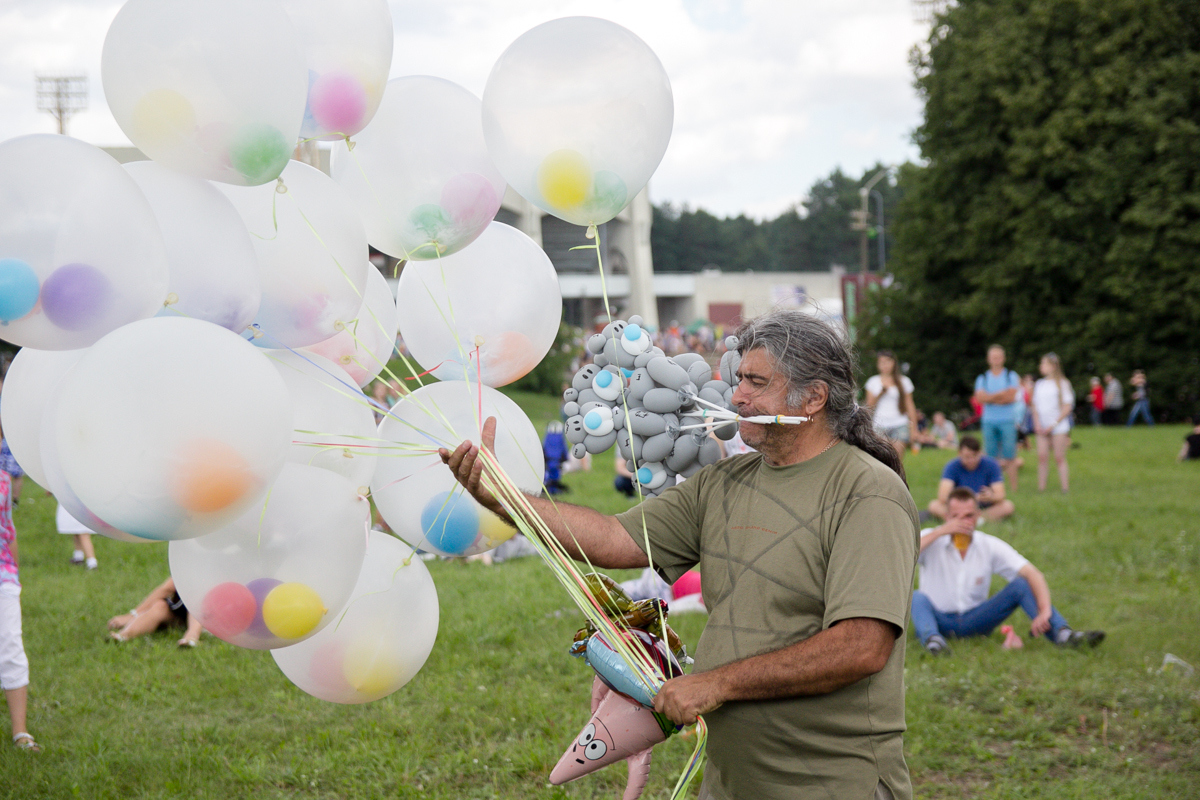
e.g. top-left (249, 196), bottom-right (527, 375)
top-left (36, 73), bottom-right (89, 135)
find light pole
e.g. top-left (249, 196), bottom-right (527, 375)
top-left (870, 188), bottom-right (886, 273)
top-left (35, 74), bottom-right (88, 135)
top-left (855, 167), bottom-right (892, 272)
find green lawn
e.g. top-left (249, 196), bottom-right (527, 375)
top-left (2, 405), bottom-right (1197, 799)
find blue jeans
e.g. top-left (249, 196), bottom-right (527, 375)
top-left (982, 420), bottom-right (1018, 460)
top-left (1126, 398), bottom-right (1153, 426)
top-left (911, 577), bottom-right (1069, 645)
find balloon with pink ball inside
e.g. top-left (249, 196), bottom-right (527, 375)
top-left (40, 263), bottom-right (113, 331)
top-left (309, 73), bottom-right (367, 135)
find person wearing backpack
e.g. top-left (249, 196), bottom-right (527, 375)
top-left (973, 345), bottom-right (1022, 490)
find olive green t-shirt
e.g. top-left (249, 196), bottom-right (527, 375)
top-left (616, 443), bottom-right (919, 800)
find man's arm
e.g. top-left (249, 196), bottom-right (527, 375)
top-left (653, 617), bottom-right (895, 725)
top-left (440, 417), bottom-right (649, 569)
top-left (985, 480), bottom-right (1006, 503)
top-left (1017, 563), bottom-right (1053, 636)
top-left (936, 477), bottom-right (954, 505)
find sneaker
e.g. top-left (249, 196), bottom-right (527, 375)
top-left (1058, 629), bottom-right (1105, 648)
top-left (85, 558), bottom-right (98, 570)
top-left (70, 551), bottom-right (85, 566)
top-left (925, 635), bottom-right (951, 656)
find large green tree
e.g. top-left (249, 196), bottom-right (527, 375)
top-left (869, 0), bottom-right (1200, 418)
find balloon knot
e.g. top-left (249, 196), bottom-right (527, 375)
top-left (473, 334), bottom-right (485, 347)
top-left (585, 224), bottom-right (597, 240)
top-left (164, 292), bottom-right (179, 306)
top-left (342, 448), bottom-right (354, 459)
top-left (345, 136), bottom-right (356, 152)
top-left (275, 178), bottom-right (288, 195)
top-left (333, 320), bottom-right (346, 332)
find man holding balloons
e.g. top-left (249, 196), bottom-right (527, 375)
top-left (443, 310), bottom-right (919, 800)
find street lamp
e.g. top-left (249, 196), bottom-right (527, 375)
top-left (36, 73), bottom-right (89, 135)
top-left (855, 167), bottom-right (892, 273)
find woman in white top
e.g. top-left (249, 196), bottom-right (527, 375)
top-left (1032, 352), bottom-right (1075, 493)
top-left (864, 350), bottom-right (917, 461)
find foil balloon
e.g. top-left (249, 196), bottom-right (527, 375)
top-left (169, 463), bottom-right (368, 649)
top-left (370, 381), bottom-right (543, 557)
top-left (0, 135), bottom-right (168, 350)
top-left (217, 160), bottom-right (368, 349)
top-left (123, 160), bottom-right (261, 333)
top-left (331, 76), bottom-right (505, 260)
top-left (102, 0), bottom-right (307, 185)
top-left (53, 317), bottom-right (292, 541)
top-left (272, 530), bottom-right (439, 704)
top-left (303, 265), bottom-right (398, 387)
top-left (550, 677), bottom-right (674, 800)
top-left (395, 222), bottom-right (561, 388)
top-left (482, 17), bottom-right (673, 227)
top-left (282, 0), bottom-right (392, 140)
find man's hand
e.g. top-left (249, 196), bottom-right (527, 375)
top-left (978, 485), bottom-right (994, 502)
top-left (937, 516), bottom-right (974, 538)
top-left (438, 417), bottom-right (505, 517)
top-left (653, 672), bottom-right (726, 726)
top-left (1030, 609), bottom-right (1052, 638)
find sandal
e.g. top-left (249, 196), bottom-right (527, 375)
top-left (177, 637), bottom-right (198, 648)
top-left (13, 732), bottom-right (41, 752)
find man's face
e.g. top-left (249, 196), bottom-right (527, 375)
top-left (946, 498), bottom-right (980, 531)
top-left (933, 412), bottom-right (946, 425)
top-left (959, 447), bottom-right (982, 470)
top-left (987, 347), bottom-right (1006, 369)
top-left (732, 348), bottom-right (793, 450)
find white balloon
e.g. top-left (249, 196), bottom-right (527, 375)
top-left (482, 17), bottom-right (673, 226)
top-left (0, 347), bottom-right (84, 487)
top-left (0, 135), bottom-right (169, 350)
top-left (396, 222), bottom-right (561, 388)
top-left (218, 160), bottom-right (368, 349)
top-left (169, 464), bottom-right (369, 649)
top-left (101, 0), bottom-right (308, 185)
top-left (303, 265), bottom-right (398, 387)
top-left (371, 381), bottom-right (543, 557)
top-left (331, 76), bottom-right (506, 260)
top-left (54, 317), bottom-right (292, 541)
top-left (283, 0), bottom-right (393, 141)
top-left (124, 161), bottom-right (261, 334)
top-left (268, 350), bottom-right (378, 488)
top-left (272, 530), bottom-right (438, 704)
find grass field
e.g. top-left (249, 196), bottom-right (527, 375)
top-left (1, 393), bottom-right (1197, 799)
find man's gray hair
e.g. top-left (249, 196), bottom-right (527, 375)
top-left (735, 310), bottom-right (906, 482)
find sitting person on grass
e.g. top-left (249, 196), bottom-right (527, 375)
top-left (1177, 418), bottom-right (1200, 462)
top-left (913, 487), bottom-right (1105, 655)
top-left (928, 436), bottom-right (1014, 521)
top-left (108, 577), bottom-right (203, 647)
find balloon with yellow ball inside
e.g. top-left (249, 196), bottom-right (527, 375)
top-left (169, 463), bottom-right (369, 650)
top-left (272, 530), bottom-right (439, 704)
top-left (482, 17), bottom-right (673, 227)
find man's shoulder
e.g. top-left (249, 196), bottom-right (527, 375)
top-left (837, 446), bottom-right (914, 506)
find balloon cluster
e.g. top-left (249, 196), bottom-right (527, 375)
top-left (0, 5), bottom-right (676, 718)
top-left (563, 317), bottom-right (743, 495)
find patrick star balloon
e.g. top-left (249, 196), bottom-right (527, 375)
top-left (550, 676), bottom-right (674, 800)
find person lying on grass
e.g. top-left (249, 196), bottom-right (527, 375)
top-left (108, 577), bottom-right (203, 648)
top-left (913, 487), bottom-right (1105, 656)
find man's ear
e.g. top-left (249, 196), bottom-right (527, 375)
top-left (801, 381), bottom-right (829, 417)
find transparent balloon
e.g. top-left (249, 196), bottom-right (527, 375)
top-left (101, 0), bottom-right (308, 186)
top-left (218, 160), bottom-right (368, 349)
top-left (331, 76), bottom-right (505, 260)
top-left (169, 464), bottom-right (369, 649)
top-left (268, 350), bottom-right (378, 488)
top-left (124, 161), bottom-right (261, 334)
top-left (0, 347), bottom-right (84, 488)
top-left (482, 17), bottom-right (673, 227)
top-left (303, 265), bottom-right (398, 387)
top-left (40, 404), bottom-right (156, 545)
top-left (371, 381), bottom-right (543, 557)
top-left (283, 0), bottom-right (392, 141)
top-left (53, 317), bottom-right (292, 541)
top-left (0, 135), bottom-right (169, 350)
top-left (396, 222), bottom-right (561, 388)
top-left (272, 530), bottom-right (438, 703)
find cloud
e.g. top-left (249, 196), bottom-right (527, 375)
top-left (0, 0), bottom-right (927, 219)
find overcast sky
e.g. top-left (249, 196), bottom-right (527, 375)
top-left (0, 0), bottom-right (929, 219)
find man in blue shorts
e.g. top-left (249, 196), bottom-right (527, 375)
top-left (973, 344), bottom-right (1021, 488)
top-left (928, 436), bottom-right (1014, 521)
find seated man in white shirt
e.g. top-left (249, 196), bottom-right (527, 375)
top-left (914, 487), bottom-right (1105, 655)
